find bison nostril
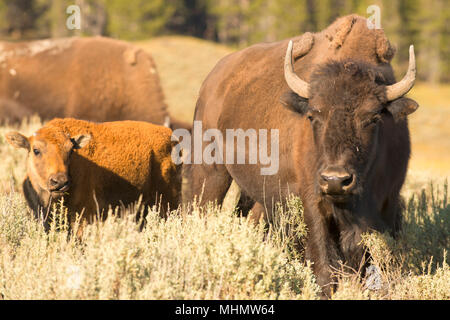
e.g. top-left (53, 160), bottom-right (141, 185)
top-left (342, 175), bottom-right (354, 187)
top-left (48, 174), bottom-right (69, 191)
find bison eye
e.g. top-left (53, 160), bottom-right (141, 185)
top-left (33, 148), bottom-right (41, 156)
top-left (363, 114), bottom-right (381, 127)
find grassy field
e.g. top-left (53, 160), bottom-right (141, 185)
top-left (0, 36), bottom-right (448, 300)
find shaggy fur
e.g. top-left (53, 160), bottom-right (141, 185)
top-left (0, 98), bottom-right (32, 124)
top-left (187, 14), bottom-right (416, 297)
top-left (0, 37), bottom-right (189, 130)
top-left (6, 118), bottom-right (181, 233)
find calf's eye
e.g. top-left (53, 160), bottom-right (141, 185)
top-left (33, 148), bottom-right (40, 156)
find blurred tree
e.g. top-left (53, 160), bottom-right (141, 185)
top-left (76, 0), bottom-right (107, 36)
top-left (105, 0), bottom-right (177, 40)
top-left (256, 0), bottom-right (308, 43)
top-left (439, 0), bottom-right (450, 82)
top-left (0, 0), bottom-right (446, 83)
top-left (0, 0), bottom-right (47, 39)
top-left (416, 0), bottom-right (450, 83)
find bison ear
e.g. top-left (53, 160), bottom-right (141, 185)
top-left (386, 97), bottom-right (419, 122)
top-left (71, 134), bottom-right (91, 149)
top-left (5, 131), bottom-right (30, 150)
top-left (280, 91), bottom-right (309, 115)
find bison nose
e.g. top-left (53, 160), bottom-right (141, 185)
top-left (319, 168), bottom-right (355, 195)
top-left (48, 173), bottom-right (70, 192)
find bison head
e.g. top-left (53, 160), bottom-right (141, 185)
top-left (6, 127), bottom-right (91, 201)
top-left (283, 41), bottom-right (418, 204)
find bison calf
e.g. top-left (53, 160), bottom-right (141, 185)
top-left (5, 118), bottom-right (180, 232)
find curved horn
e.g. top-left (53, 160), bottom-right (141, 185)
top-left (284, 40), bottom-right (310, 98)
top-left (385, 45), bottom-right (416, 101)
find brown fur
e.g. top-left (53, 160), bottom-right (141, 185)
top-left (187, 14), bottom-right (396, 208)
top-left (6, 118), bottom-right (181, 233)
top-left (187, 15), bottom-right (415, 297)
top-left (0, 36), bottom-right (189, 130)
top-left (0, 98), bottom-right (32, 124)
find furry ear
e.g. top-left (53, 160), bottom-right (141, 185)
top-left (280, 91), bottom-right (309, 115)
top-left (292, 32), bottom-right (314, 60)
top-left (386, 97), bottom-right (419, 122)
top-left (5, 131), bottom-right (30, 150)
top-left (71, 134), bottom-right (91, 149)
top-left (326, 15), bottom-right (356, 50)
top-left (376, 32), bottom-right (396, 63)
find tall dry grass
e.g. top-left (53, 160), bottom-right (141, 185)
top-left (0, 179), bottom-right (448, 299)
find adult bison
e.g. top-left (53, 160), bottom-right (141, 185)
top-left (0, 36), bottom-right (187, 129)
top-left (5, 118), bottom-right (181, 234)
top-left (0, 98), bottom-right (32, 124)
top-left (186, 15), bottom-right (418, 296)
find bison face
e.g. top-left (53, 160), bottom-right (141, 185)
top-left (5, 129), bottom-right (91, 200)
top-left (306, 95), bottom-right (382, 202)
top-left (282, 41), bottom-right (419, 204)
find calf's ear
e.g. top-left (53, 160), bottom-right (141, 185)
top-left (280, 91), bottom-right (309, 115)
top-left (386, 97), bottom-right (419, 122)
top-left (5, 132), bottom-right (30, 150)
top-left (71, 134), bottom-right (91, 149)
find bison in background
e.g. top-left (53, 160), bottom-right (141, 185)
top-left (5, 118), bottom-right (181, 235)
top-left (0, 98), bottom-right (32, 124)
top-left (187, 14), bottom-right (418, 297)
top-left (0, 36), bottom-right (189, 130)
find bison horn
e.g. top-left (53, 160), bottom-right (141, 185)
top-left (385, 45), bottom-right (416, 101)
top-left (222, 180), bottom-right (241, 213)
top-left (284, 40), bottom-right (310, 98)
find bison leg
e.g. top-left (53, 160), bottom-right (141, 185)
top-left (303, 202), bottom-right (342, 298)
top-left (247, 201), bottom-right (267, 224)
top-left (186, 162), bottom-right (232, 207)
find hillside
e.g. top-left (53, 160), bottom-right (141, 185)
top-left (135, 36), bottom-right (233, 123)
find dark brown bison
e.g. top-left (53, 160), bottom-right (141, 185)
top-left (187, 14), bottom-right (396, 207)
top-left (5, 118), bottom-right (181, 235)
top-left (186, 15), bottom-right (418, 297)
top-left (0, 36), bottom-right (188, 129)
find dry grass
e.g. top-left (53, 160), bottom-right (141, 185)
top-left (0, 175), bottom-right (448, 299)
top-left (0, 193), bottom-right (320, 300)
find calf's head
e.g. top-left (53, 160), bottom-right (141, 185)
top-left (283, 41), bottom-right (418, 203)
top-left (5, 127), bottom-right (91, 199)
